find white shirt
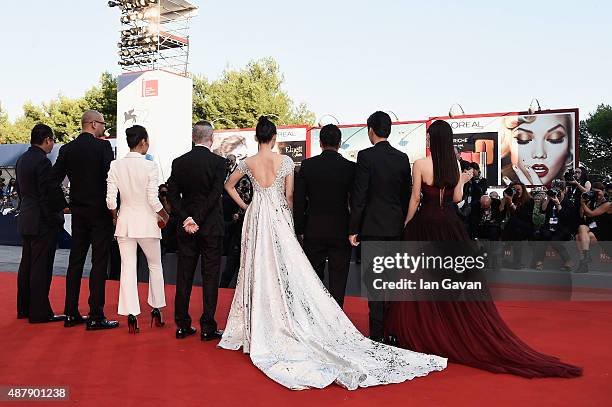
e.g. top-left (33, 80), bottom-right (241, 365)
top-left (106, 152), bottom-right (164, 238)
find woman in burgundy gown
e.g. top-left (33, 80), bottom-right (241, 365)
top-left (384, 120), bottom-right (582, 378)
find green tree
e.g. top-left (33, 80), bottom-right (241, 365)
top-left (580, 104), bottom-right (612, 176)
top-left (84, 72), bottom-right (117, 137)
top-left (0, 102), bottom-right (34, 144)
top-left (192, 57), bottom-right (315, 128)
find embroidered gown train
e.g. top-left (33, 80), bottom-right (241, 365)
top-left (218, 155), bottom-right (447, 390)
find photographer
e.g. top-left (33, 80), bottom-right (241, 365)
top-left (470, 195), bottom-right (503, 241)
top-left (566, 166), bottom-right (591, 205)
top-left (470, 161), bottom-right (488, 201)
top-left (457, 160), bottom-right (475, 221)
top-left (501, 182), bottom-right (534, 268)
top-left (575, 182), bottom-right (612, 273)
top-left (219, 165), bottom-right (252, 288)
top-left (533, 181), bottom-right (576, 271)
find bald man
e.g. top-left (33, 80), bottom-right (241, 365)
top-left (48, 110), bottom-right (119, 330)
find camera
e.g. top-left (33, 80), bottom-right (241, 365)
top-left (503, 187), bottom-right (515, 198)
top-left (546, 188), bottom-right (561, 199)
top-left (564, 169), bottom-right (576, 182)
top-left (582, 191), bottom-right (597, 203)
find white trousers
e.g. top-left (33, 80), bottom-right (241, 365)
top-left (117, 237), bottom-right (166, 316)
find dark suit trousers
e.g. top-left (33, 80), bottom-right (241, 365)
top-left (220, 219), bottom-right (243, 288)
top-left (64, 214), bottom-right (113, 320)
top-left (17, 227), bottom-right (59, 322)
top-left (303, 237), bottom-right (351, 308)
top-left (175, 233), bottom-right (222, 333)
top-left (361, 235), bottom-right (401, 339)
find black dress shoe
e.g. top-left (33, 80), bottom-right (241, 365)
top-left (17, 313), bottom-right (29, 320)
top-left (86, 319), bottom-right (119, 330)
top-left (176, 326), bottom-right (197, 339)
top-left (30, 314), bottom-right (66, 324)
top-left (64, 315), bottom-right (88, 328)
top-left (201, 330), bottom-right (223, 341)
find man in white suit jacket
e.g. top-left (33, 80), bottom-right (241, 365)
top-left (106, 125), bottom-right (169, 330)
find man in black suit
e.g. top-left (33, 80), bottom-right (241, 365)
top-left (294, 124), bottom-right (355, 307)
top-left (48, 110), bottom-right (118, 330)
top-left (167, 121), bottom-right (226, 341)
top-left (349, 111), bottom-right (411, 342)
top-left (15, 124), bottom-right (66, 323)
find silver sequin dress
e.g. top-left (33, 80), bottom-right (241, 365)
top-left (218, 155), bottom-right (447, 390)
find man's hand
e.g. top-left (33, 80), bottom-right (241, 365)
top-left (349, 234), bottom-right (360, 247)
top-left (183, 217), bottom-right (199, 234)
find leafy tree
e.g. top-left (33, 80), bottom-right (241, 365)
top-left (580, 104), bottom-right (612, 176)
top-left (84, 72), bottom-right (117, 137)
top-left (192, 57), bottom-right (315, 128)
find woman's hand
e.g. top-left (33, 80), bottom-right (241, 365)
top-left (513, 165), bottom-right (543, 185)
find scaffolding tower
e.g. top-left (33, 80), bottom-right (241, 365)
top-left (108, 0), bottom-right (199, 76)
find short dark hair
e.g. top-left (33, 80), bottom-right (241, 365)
top-left (255, 116), bottom-right (276, 144)
top-left (469, 162), bottom-right (480, 171)
top-left (366, 111), bottom-right (392, 138)
top-left (30, 124), bottom-right (53, 145)
top-left (592, 182), bottom-right (605, 191)
top-left (126, 125), bottom-right (148, 149)
top-left (459, 159), bottom-right (471, 172)
top-left (319, 124), bottom-right (341, 148)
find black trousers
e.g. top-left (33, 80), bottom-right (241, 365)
top-left (64, 214), bottom-right (113, 320)
top-left (17, 227), bottom-right (59, 322)
top-left (175, 233), bottom-right (222, 333)
top-left (220, 219), bottom-right (243, 288)
top-left (361, 235), bottom-right (400, 340)
top-left (533, 229), bottom-right (571, 263)
top-left (303, 237), bottom-right (351, 308)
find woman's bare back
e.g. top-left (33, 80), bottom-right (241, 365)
top-left (244, 152), bottom-right (285, 188)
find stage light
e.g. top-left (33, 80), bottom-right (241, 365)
top-left (448, 103), bottom-right (465, 118)
top-left (528, 98), bottom-right (542, 114)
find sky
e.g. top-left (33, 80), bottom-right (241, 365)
top-left (1, 0), bottom-right (611, 124)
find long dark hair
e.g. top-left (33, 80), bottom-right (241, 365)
top-left (255, 116), bottom-right (276, 144)
top-left (428, 120), bottom-right (459, 188)
top-left (510, 181), bottom-right (532, 207)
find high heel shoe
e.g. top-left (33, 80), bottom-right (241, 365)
top-left (127, 314), bottom-right (139, 334)
top-left (151, 308), bottom-right (165, 328)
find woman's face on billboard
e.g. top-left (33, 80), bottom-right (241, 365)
top-left (511, 115), bottom-right (570, 185)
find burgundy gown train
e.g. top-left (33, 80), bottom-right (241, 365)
top-left (384, 184), bottom-right (582, 378)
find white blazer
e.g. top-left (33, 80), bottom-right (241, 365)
top-left (106, 152), bottom-right (164, 238)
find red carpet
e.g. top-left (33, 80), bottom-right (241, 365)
top-left (0, 272), bottom-right (610, 406)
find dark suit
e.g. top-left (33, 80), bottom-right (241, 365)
top-left (167, 146), bottom-right (226, 333)
top-left (294, 150), bottom-right (355, 307)
top-left (15, 146), bottom-right (65, 322)
top-left (48, 133), bottom-right (114, 320)
top-left (349, 140), bottom-right (412, 339)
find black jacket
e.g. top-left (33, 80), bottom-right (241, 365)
top-left (167, 146), bottom-right (226, 237)
top-left (48, 133), bottom-right (114, 218)
top-left (349, 141), bottom-right (412, 237)
top-left (294, 150), bottom-right (356, 239)
top-left (15, 146), bottom-right (65, 235)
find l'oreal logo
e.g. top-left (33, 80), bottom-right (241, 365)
top-left (451, 121), bottom-right (483, 130)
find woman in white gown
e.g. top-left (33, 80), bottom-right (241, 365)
top-left (219, 116), bottom-right (447, 390)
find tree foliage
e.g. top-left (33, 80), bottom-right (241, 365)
top-left (579, 104), bottom-right (612, 176)
top-left (192, 57), bottom-right (315, 128)
top-left (1, 59), bottom-right (314, 144)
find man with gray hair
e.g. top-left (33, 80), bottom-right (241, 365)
top-left (167, 120), bottom-right (226, 340)
top-left (48, 110), bottom-right (119, 330)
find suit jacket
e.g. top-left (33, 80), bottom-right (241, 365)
top-left (106, 152), bottom-right (164, 238)
top-left (294, 150), bottom-right (355, 239)
top-left (48, 133), bottom-right (114, 219)
top-left (15, 146), bottom-right (64, 235)
top-left (167, 146), bottom-right (226, 237)
top-left (349, 141), bottom-right (411, 237)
